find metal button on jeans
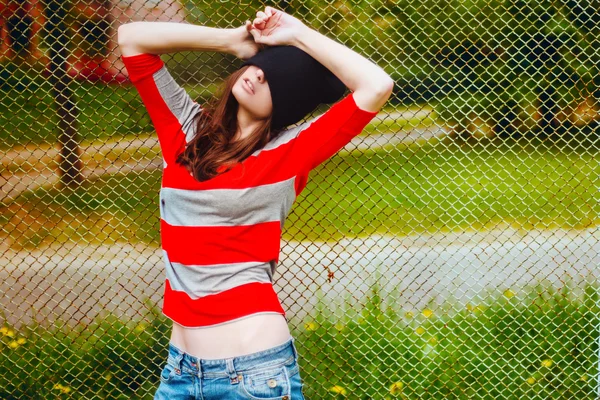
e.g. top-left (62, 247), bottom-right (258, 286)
top-left (267, 379), bottom-right (277, 388)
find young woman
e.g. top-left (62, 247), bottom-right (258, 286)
top-left (118, 6), bottom-right (393, 399)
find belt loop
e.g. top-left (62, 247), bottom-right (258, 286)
top-left (173, 351), bottom-right (184, 375)
top-left (175, 354), bottom-right (183, 375)
top-left (226, 358), bottom-right (241, 384)
top-left (290, 337), bottom-right (299, 361)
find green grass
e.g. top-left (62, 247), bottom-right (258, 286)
top-left (0, 69), bottom-right (218, 149)
top-left (361, 109), bottom-right (436, 135)
top-left (1, 78), bottom-right (145, 148)
top-left (1, 137), bottom-right (599, 249)
top-left (286, 136), bottom-right (600, 242)
top-left (0, 279), bottom-right (597, 399)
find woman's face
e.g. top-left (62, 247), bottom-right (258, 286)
top-left (233, 65), bottom-right (272, 120)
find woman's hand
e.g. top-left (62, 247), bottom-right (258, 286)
top-left (229, 21), bottom-right (265, 60)
top-left (248, 6), bottom-right (307, 47)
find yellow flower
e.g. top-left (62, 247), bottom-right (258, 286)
top-left (415, 327), bottom-right (425, 335)
top-left (580, 375), bottom-right (588, 382)
top-left (422, 309), bottom-right (434, 318)
top-left (428, 337), bottom-right (437, 345)
top-left (541, 359), bottom-right (553, 368)
top-left (53, 384), bottom-right (64, 390)
top-left (61, 386), bottom-right (71, 394)
top-left (504, 289), bottom-right (515, 299)
top-left (405, 312), bottom-right (414, 319)
top-left (16, 337), bottom-right (26, 345)
top-left (5, 330), bottom-right (15, 338)
top-left (8, 341), bottom-right (19, 349)
top-left (304, 322), bottom-right (317, 331)
top-left (0, 327), bottom-right (9, 335)
top-left (389, 381), bottom-right (404, 394)
top-left (329, 385), bottom-right (347, 395)
top-left (334, 322), bottom-right (345, 331)
top-left (526, 377), bottom-right (536, 385)
top-left (466, 303), bottom-right (474, 312)
top-left (105, 372), bottom-right (113, 381)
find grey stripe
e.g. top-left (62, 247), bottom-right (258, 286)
top-left (154, 66), bottom-right (203, 143)
top-left (160, 177), bottom-right (296, 227)
top-left (252, 113), bottom-right (323, 156)
top-left (164, 250), bottom-right (275, 298)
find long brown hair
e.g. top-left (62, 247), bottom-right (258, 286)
top-left (175, 65), bottom-right (282, 182)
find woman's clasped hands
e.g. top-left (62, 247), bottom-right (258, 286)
top-left (230, 6), bottom-right (307, 60)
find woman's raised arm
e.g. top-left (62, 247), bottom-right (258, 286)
top-left (117, 21), bottom-right (259, 59)
top-left (292, 26), bottom-right (394, 112)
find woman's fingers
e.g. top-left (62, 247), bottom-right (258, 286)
top-left (250, 7), bottom-right (277, 34)
top-left (265, 6), bottom-right (276, 17)
top-left (253, 19), bottom-right (265, 30)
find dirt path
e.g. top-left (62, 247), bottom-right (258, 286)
top-left (1, 226), bottom-right (597, 330)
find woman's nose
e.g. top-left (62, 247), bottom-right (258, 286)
top-left (257, 69), bottom-right (264, 82)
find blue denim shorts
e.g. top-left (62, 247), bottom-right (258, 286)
top-left (154, 337), bottom-right (306, 399)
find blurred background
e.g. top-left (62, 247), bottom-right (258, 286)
top-left (0, 0), bottom-right (599, 398)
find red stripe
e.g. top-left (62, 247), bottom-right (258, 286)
top-left (121, 54), bottom-right (187, 164)
top-left (161, 219), bottom-right (281, 265)
top-left (122, 53), bottom-right (164, 83)
top-left (163, 280), bottom-right (286, 327)
top-left (134, 81), bottom-right (187, 163)
top-left (162, 144), bottom-right (302, 190)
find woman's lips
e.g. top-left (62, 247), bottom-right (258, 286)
top-left (243, 79), bottom-right (254, 94)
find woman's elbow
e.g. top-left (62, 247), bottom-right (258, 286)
top-left (353, 85), bottom-right (394, 113)
top-left (381, 78), bottom-right (395, 95)
top-left (117, 23), bottom-right (138, 47)
top-left (356, 77), bottom-right (394, 97)
top-left (118, 24), bottom-right (146, 56)
top-left (372, 78), bottom-right (394, 96)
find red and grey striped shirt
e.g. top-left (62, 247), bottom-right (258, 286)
top-left (122, 52), bottom-right (378, 328)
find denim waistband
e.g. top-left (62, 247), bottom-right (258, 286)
top-left (164, 336), bottom-right (298, 380)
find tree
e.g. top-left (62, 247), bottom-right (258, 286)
top-left (44, 0), bottom-right (83, 188)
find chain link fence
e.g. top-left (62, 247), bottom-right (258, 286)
top-left (1, 0), bottom-right (600, 398)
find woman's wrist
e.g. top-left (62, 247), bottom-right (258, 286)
top-left (289, 24), bottom-right (311, 48)
top-left (222, 28), bottom-right (242, 55)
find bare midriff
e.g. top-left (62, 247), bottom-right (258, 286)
top-left (169, 313), bottom-right (292, 360)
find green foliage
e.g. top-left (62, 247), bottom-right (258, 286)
top-left (0, 297), bottom-right (171, 399)
top-left (295, 276), bottom-right (600, 399)
top-left (0, 279), bottom-right (597, 399)
top-left (4, 0), bottom-right (599, 148)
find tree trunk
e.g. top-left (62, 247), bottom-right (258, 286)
top-left (45, 0), bottom-right (84, 188)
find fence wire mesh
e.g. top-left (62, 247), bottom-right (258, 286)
top-left (1, 0), bottom-right (599, 399)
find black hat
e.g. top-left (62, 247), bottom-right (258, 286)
top-left (240, 45), bottom-right (346, 131)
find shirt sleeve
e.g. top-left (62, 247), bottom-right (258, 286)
top-left (122, 53), bottom-right (202, 167)
top-left (285, 92), bottom-right (378, 189)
